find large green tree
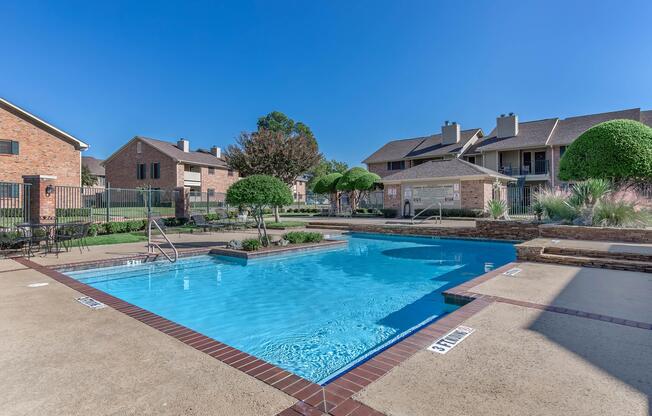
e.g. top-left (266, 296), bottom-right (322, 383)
top-left (225, 111), bottom-right (322, 221)
top-left (225, 175), bottom-right (293, 245)
top-left (336, 167), bottom-right (381, 211)
top-left (559, 119), bottom-right (652, 182)
top-left (81, 165), bottom-right (97, 187)
top-left (313, 172), bottom-right (343, 214)
top-left (307, 158), bottom-right (349, 191)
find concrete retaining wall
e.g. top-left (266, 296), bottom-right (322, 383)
top-left (539, 224), bottom-right (652, 244)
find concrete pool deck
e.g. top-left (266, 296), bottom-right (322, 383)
top-left (0, 258), bottom-right (296, 416)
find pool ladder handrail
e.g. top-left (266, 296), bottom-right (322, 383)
top-left (411, 201), bottom-right (442, 225)
top-left (147, 218), bottom-right (178, 263)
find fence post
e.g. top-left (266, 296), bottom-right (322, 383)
top-left (105, 183), bottom-right (111, 223)
top-left (206, 191), bottom-right (210, 214)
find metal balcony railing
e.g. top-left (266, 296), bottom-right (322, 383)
top-left (499, 160), bottom-right (549, 176)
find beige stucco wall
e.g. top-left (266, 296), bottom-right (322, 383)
top-left (482, 151), bottom-right (499, 171)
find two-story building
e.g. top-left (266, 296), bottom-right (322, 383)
top-left (82, 156), bottom-right (106, 187)
top-left (0, 97), bottom-right (88, 186)
top-left (364, 108), bottom-right (652, 216)
top-left (103, 137), bottom-right (239, 194)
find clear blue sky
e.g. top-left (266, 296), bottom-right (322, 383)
top-left (2, 0), bottom-right (651, 167)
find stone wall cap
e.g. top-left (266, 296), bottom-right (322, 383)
top-left (22, 175), bottom-right (58, 180)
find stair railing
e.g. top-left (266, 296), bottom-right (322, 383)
top-left (147, 218), bottom-right (178, 263)
top-left (411, 201), bottom-right (442, 225)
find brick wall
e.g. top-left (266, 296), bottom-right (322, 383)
top-left (201, 166), bottom-right (239, 194)
top-left (540, 223), bottom-right (652, 243)
top-left (0, 106), bottom-right (81, 186)
top-left (291, 180), bottom-right (307, 202)
top-left (460, 180), bottom-right (492, 210)
top-left (383, 184), bottom-right (402, 214)
top-left (105, 140), bottom-right (180, 189)
top-left (367, 161), bottom-right (414, 178)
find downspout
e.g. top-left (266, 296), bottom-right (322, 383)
top-left (549, 145), bottom-right (555, 187)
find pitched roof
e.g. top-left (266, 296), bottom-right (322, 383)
top-left (138, 137), bottom-right (229, 168)
top-left (362, 128), bottom-right (483, 164)
top-left (472, 118), bottom-right (558, 152)
top-left (641, 110), bottom-right (652, 128)
top-left (381, 158), bottom-right (514, 183)
top-left (404, 128), bottom-right (482, 160)
top-left (82, 156), bottom-right (105, 176)
top-left (548, 108), bottom-right (641, 145)
top-left (0, 97), bottom-right (89, 150)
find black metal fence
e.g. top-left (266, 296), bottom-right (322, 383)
top-left (0, 182), bottom-right (31, 228)
top-left (188, 190), bottom-right (227, 215)
top-left (55, 186), bottom-right (177, 223)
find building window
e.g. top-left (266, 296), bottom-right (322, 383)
top-left (228, 169), bottom-right (234, 177)
top-left (150, 162), bottom-right (160, 179)
top-left (0, 140), bottom-right (19, 155)
top-left (387, 161), bottom-right (405, 171)
top-left (467, 156), bottom-right (476, 164)
top-left (208, 167), bottom-right (215, 175)
top-left (559, 146), bottom-right (567, 158)
top-left (136, 163), bottom-right (147, 179)
top-left (136, 142), bottom-right (142, 154)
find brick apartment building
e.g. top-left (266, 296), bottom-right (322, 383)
top-left (103, 137), bottom-right (239, 194)
top-left (364, 107), bottom-right (652, 216)
top-left (0, 97), bottom-right (88, 186)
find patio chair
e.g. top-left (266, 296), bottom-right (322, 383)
top-left (54, 223), bottom-right (76, 254)
top-left (70, 222), bottom-right (91, 253)
top-left (191, 214), bottom-right (227, 232)
top-left (17, 224), bottom-right (51, 257)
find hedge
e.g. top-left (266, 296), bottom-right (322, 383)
top-left (283, 231), bottom-right (323, 244)
top-left (56, 208), bottom-right (92, 217)
top-left (0, 208), bottom-right (23, 217)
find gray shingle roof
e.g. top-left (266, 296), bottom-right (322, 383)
top-left (548, 108), bottom-right (641, 146)
top-left (82, 156), bottom-right (105, 176)
top-left (362, 128), bottom-right (482, 163)
top-left (641, 110), bottom-right (652, 128)
top-left (473, 118), bottom-right (558, 152)
top-left (382, 158), bottom-right (514, 182)
top-left (404, 128), bottom-right (482, 159)
top-left (138, 137), bottom-right (229, 168)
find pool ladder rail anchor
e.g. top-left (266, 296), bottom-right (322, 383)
top-left (147, 217), bottom-right (178, 263)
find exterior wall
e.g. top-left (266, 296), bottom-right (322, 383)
top-left (399, 179), bottom-right (462, 216)
top-left (551, 145), bottom-right (565, 187)
top-left (200, 166), bottom-right (239, 194)
top-left (367, 160), bottom-right (414, 178)
top-left (104, 140), bottom-right (180, 189)
top-left (0, 106), bottom-right (81, 186)
top-left (499, 150), bottom-right (520, 172)
top-left (460, 179), bottom-right (494, 210)
top-left (291, 180), bottom-right (307, 202)
top-left (482, 151), bottom-right (499, 171)
top-left (383, 184), bottom-right (401, 213)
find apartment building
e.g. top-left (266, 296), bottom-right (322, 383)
top-left (82, 156), bottom-right (106, 187)
top-left (0, 97), bottom-right (88, 186)
top-left (103, 137), bottom-right (238, 194)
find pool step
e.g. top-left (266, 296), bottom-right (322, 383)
top-left (543, 246), bottom-right (652, 263)
top-left (538, 253), bottom-right (652, 273)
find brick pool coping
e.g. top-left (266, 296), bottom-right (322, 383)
top-left (12, 248), bottom-right (498, 416)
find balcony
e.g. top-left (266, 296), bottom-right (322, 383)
top-left (184, 170), bottom-right (201, 187)
top-left (499, 159), bottom-right (550, 178)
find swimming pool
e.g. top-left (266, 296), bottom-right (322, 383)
top-left (67, 233), bottom-right (515, 384)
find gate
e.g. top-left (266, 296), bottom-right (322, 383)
top-left (0, 182), bottom-right (31, 228)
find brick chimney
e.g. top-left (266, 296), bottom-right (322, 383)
top-left (441, 121), bottom-right (461, 145)
top-left (177, 138), bottom-right (189, 152)
top-left (210, 146), bottom-right (221, 158)
top-left (496, 113), bottom-right (518, 138)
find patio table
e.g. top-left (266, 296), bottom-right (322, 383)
top-left (16, 222), bottom-right (57, 257)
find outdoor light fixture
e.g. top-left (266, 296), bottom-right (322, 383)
top-left (45, 184), bottom-right (54, 196)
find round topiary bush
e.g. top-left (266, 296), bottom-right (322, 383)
top-left (558, 119), bottom-right (652, 181)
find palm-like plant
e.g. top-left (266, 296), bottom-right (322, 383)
top-left (568, 178), bottom-right (611, 208)
top-left (486, 199), bottom-right (508, 219)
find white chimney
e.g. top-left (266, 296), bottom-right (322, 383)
top-left (441, 121), bottom-right (461, 145)
top-left (496, 113), bottom-right (518, 138)
top-left (210, 146), bottom-right (221, 158)
top-left (177, 138), bottom-right (189, 152)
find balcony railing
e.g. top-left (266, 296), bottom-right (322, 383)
top-left (183, 170), bottom-right (201, 185)
top-left (499, 160), bottom-right (549, 176)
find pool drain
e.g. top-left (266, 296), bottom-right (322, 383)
top-left (76, 296), bottom-right (107, 310)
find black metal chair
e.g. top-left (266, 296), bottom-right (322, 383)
top-left (54, 223), bottom-right (76, 254)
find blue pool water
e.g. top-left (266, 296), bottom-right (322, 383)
top-left (67, 233), bottom-right (515, 383)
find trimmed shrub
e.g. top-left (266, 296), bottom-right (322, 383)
top-left (242, 238), bottom-right (262, 251)
top-left (283, 231), bottom-right (323, 244)
top-left (56, 208), bottom-right (91, 217)
top-left (0, 208), bottom-right (23, 217)
top-left (380, 208), bottom-right (397, 218)
top-left (559, 119), bottom-right (652, 181)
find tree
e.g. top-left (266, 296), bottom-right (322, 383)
top-left (307, 158), bottom-right (349, 191)
top-left (225, 175), bottom-right (293, 245)
top-left (336, 167), bottom-right (381, 211)
top-left (225, 111), bottom-right (322, 221)
top-left (559, 119), bottom-right (652, 182)
top-left (313, 172), bottom-right (343, 214)
top-left (81, 165), bottom-right (97, 187)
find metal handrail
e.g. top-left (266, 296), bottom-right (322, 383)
top-left (147, 218), bottom-right (178, 263)
top-left (411, 201), bottom-right (442, 225)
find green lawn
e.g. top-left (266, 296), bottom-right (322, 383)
top-left (265, 220), bottom-right (306, 229)
top-left (84, 232), bottom-right (148, 246)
